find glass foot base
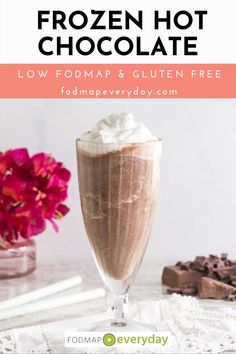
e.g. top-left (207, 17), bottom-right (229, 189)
top-left (87, 319), bottom-right (156, 332)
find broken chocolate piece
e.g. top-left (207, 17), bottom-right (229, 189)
top-left (167, 287), bottom-right (197, 296)
top-left (215, 265), bottom-right (236, 282)
top-left (167, 287), bottom-right (182, 295)
top-left (204, 255), bottom-right (222, 276)
top-left (198, 277), bottom-right (236, 300)
top-left (162, 265), bottom-right (204, 288)
top-left (221, 253), bottom-right (228, 260)
top-left (163, 254), bottom-right (236, 301)
top-left (192, 256), bottom-right (207, 271)
top-left (215, 271), bottom-right (230, 283)
top-left (180, 261), bottom-right (192, 271)
top-left (227, 294), bottom-right (236, 301)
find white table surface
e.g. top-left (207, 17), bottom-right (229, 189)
top-left (0, 260), bottom-right (233, 332)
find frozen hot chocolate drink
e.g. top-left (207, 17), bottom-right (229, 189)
top-left (76, 113), bottom-right (161, 293)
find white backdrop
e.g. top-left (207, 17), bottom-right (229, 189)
top-left (0, 99), bottom-right (236, 265)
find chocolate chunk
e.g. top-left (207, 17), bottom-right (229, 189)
top-left (195, 256), bottom-right (206, 262)
top-left (167, 287), bottom-right (182, 295)
top-left (175, 261), bottom-right (182, 266)
top-left (227, 265), bottom-right (236, 276)
top-left (198, 277), bottom-right (236, 300)
top-left (183, 287), bottom-right (198, 296)
top-left (227, 294), bottom-right (236, 301)
top-left (205, 255), bottom-right (219, 271)
top-left (162, 265), bottom-right (204, 288)
top-left (215, 270), bottom-right (230, 283)
top-left (167, 287), bottom-right (197, 296)
top-left (213, 259), bottom-right (226, 269)
top-left (221, 253), bottom-right (228, 260)
top-left (192, 256), bottom-right (207, 271)
top-left (180, 261), bottom-right (192, 271)
top-left (163, 255), bottom-right (236, 301)
top-left (230, 275), bottom-right (236, 287)
top-left (215, 265), bottom-right (236, 282)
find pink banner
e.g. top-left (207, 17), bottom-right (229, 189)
top-left (0, 64), bottom-right (235, 98)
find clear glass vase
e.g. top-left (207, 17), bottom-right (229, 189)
top-left (76, 138), bottom-right (162, 331)
top-left (0, 239), bottom-right (36, 279)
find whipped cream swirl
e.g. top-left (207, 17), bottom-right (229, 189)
top-left (80, 113), bottom-right (157, 152)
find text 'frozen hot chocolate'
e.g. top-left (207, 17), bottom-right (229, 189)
top-left (76, 113), bottom-right (161, 289)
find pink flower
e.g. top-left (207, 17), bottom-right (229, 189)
top-left (0, 148), bottom-right (71, 248)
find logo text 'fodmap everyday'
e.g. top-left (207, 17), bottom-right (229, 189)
top-left (65, 331), bottom-right (171, 348)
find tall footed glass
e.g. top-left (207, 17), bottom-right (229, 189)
top-left (76, 138), bottom-right (162, 331)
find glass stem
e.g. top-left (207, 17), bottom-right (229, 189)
top-left (109, 293), bottom-right (129, 327)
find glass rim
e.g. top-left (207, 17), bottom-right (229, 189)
top-left (76, 137), bottom-right (162, 146)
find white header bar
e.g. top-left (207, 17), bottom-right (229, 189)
top-left (0, 0), bottom-right (235, 63)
